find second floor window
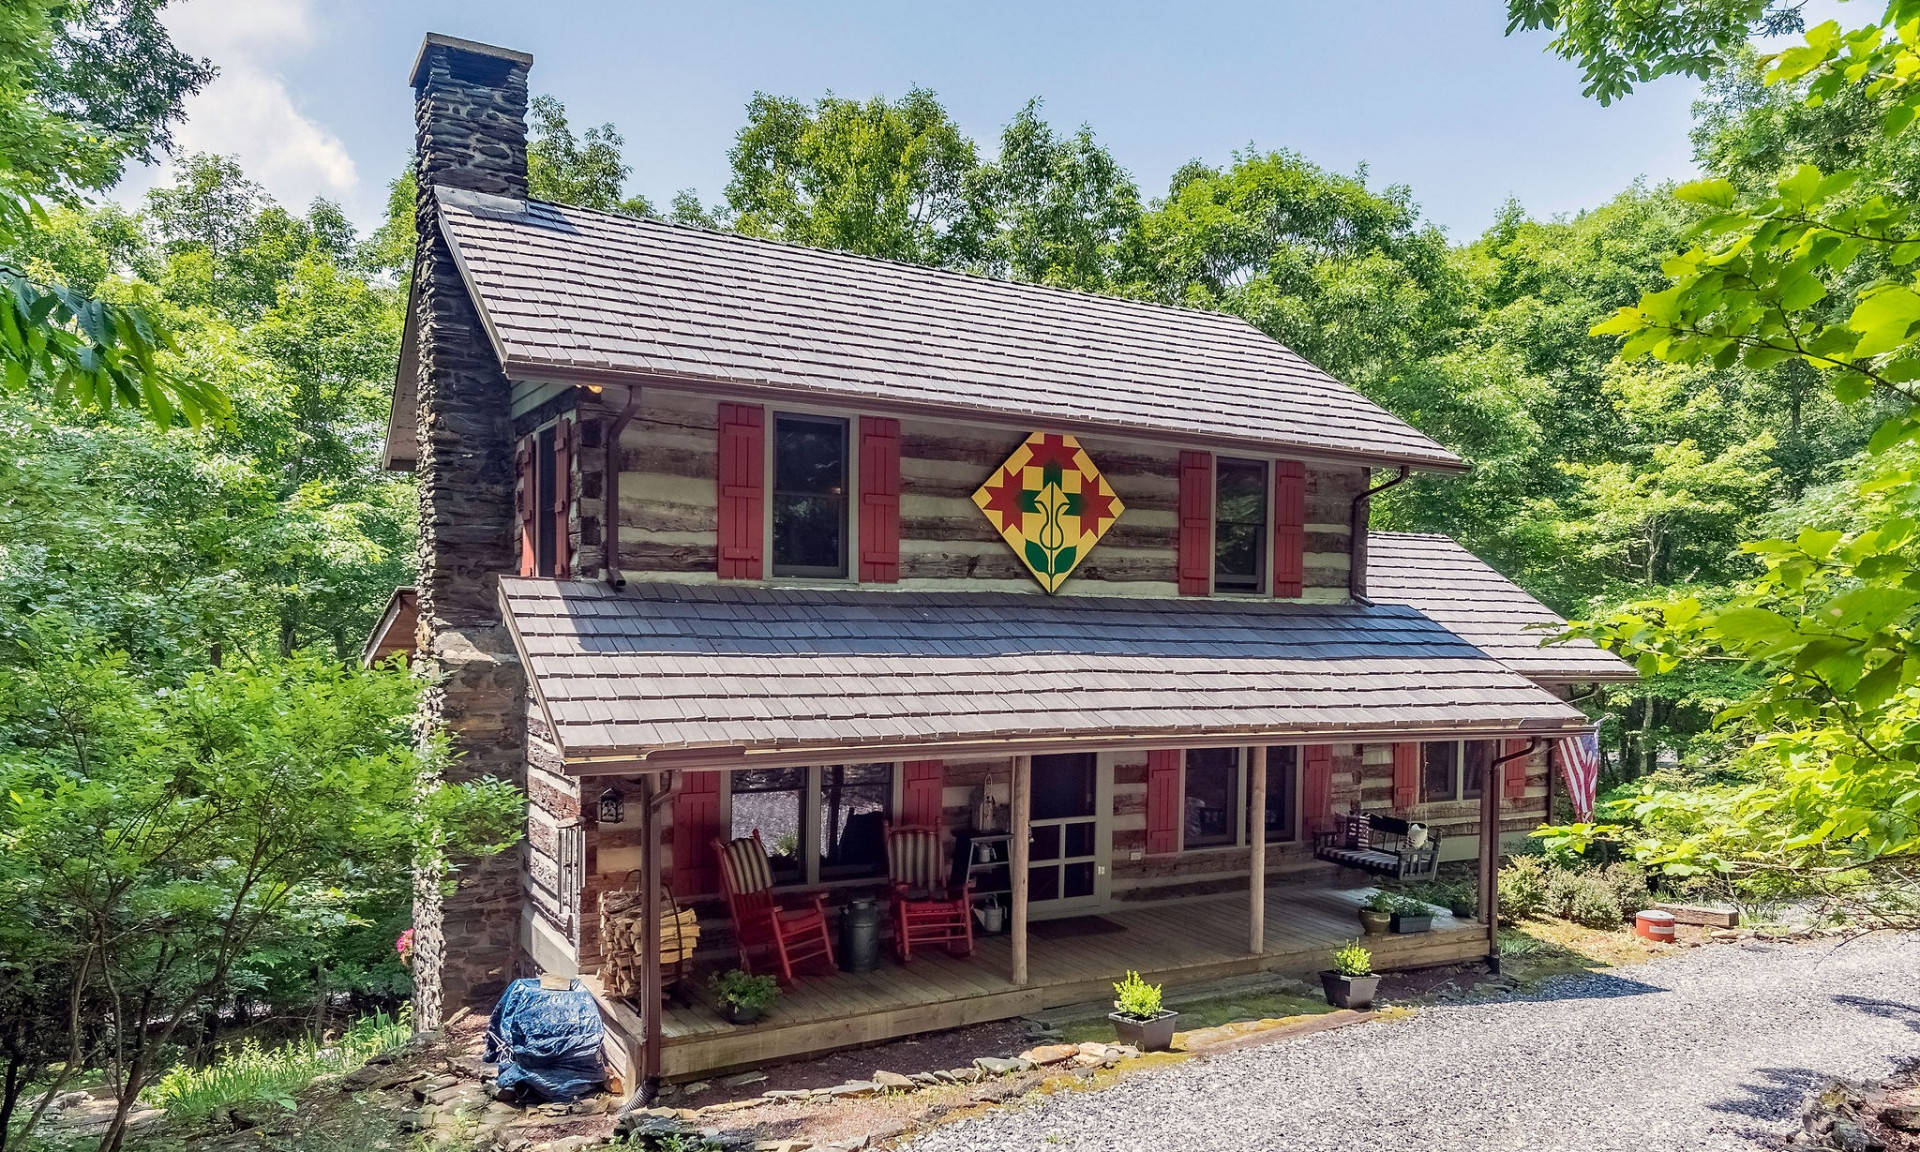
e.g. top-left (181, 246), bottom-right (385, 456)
top-left (1215, 458), bottom-right (1267, 593)
top-left (772, 414), bottom-right (848, 578)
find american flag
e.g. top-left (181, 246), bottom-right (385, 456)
top-left (1555, 732), bottom-right (1603, 823)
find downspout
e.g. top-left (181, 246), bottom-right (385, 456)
top-left (1348, 464), bottom-right (1411, 600)
top-left (1481, 737), bottom-right (1543, 972)
top-left (604, 386), bottom-right (642, 588)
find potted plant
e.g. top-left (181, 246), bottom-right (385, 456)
top-left (1320, 941), bottom-right (1381, 1009)
top-left (1107, 970), bottom-right (1179, 1052)
top-left (708, 969), bottom-right (779, 1025)
top-left (1358, 890), bottom-right (1394, 935)
top-left (1446, 884), bottom-right (1477, 920)
top-left (1389, 893), bottom-right (1435, 934)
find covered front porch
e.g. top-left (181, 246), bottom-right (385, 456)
top-left (589, 883), bottom-right (1488, 1081)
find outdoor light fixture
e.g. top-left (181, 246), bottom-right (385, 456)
top-left (598, 786), bottom-right (624, 825)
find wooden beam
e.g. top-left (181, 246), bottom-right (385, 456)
top-left (639, 775), bottom-right (664, 1092)
top-left (1248, 745), bottom-right (1267, 955)
top-left (1011, 754), bottom-right (1031, 987)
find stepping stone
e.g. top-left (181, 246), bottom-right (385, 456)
top-left (872, 1071), bottom-right (914, 1090)
top-left (827, 1081), bottom-right (880, 1097)
top-left (720, 1071), bottom-right (767, 1088)
top-left (1021, 1044), bottom-right (1077, 1065)
top-left (973, 1056), bottom-right (1025, 1075)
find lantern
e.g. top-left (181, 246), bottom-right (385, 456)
top-left (598, 786), bottom-right (624, 825)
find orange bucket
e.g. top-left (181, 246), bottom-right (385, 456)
top-left (1634, 910), bottom-right (1676, 942)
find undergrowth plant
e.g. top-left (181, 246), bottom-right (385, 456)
top-left (143, 1008), bottom-right (412, 1119)
top-left (1330, 941), bottom-right (1374, 978)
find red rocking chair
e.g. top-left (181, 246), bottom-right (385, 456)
top-left (885, 823), bottom-right (974, 963)
top-left (712, 831), bottom-right (835, 986)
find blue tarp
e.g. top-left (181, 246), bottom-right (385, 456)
top-left (484, 978), bottom-right (606, 1102)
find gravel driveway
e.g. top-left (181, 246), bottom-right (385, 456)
top-left (907, 934), bottom-right (1920, 1152)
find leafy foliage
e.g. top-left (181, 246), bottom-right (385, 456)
top-left (1111, 970), bottom-right (1165, 1019)
top-left (1330, 941), bottom-right (1374, 978)
top-left (143, 1008), bottom-right (411, 1120)
top-left (1506, 0), bottom-right (1806, 105)
top-left (707, 969), bottom-right (779, 1011)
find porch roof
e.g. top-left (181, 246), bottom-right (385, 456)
top-left (498, 579), bottom-right (1591, 772)
top-left (1365, 532), bottom-right (1637, 685)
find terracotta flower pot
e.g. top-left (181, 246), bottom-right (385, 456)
top-left (1320, 971), bottom-right (1382, 1009)
top-left (1108, 1009), bottom-right (1179, 1052)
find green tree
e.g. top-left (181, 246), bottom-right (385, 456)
top-left (724, 86), bottom-right (979, 263)
top-left (1506, 0), bottom-right (1806, 105)
top-left (1120, 149), bottom-right (1465, 389)
top-left (0, 639), bottom-right (519, 1152)
top-left (527, 93), bottom-right (655, 217)
top-left (965, 99), bottom-right (1141, 290)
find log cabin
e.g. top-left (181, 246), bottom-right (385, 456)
top-left (377, 33), bottom-right (1634, 1088)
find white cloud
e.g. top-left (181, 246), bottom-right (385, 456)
top-left (119, 0), bottom-right (358, 211)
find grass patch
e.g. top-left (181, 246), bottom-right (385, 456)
top-left (1499, 918), bottom-right (1673, 987)
top-left (143, 1009), bottom-right (412, 1120)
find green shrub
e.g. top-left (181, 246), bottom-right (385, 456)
top-left (1330, 940), bottom-right (1373, 977)
top-left (1386, 893), bottom-right (1434, 916)
top-left (1602, 863), bottom-right (1650, 913)
top-left (1566, 878), bottom-right (1626, 928)
top-left (1112, 970), bottom-right (1164, 1019)
top-left (1497, 856), bottom-right (1550, 923)
top-left (1544, 864), bottom-right (1587, 919)
top-left (1364, 889), bottom-right (1398, 913)
top-left (708, 969), bottom-right (779, 1010)
top-left (145, 1008), bottom-right (411, 1119)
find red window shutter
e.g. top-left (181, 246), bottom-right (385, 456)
top-left (1303, 744), bottom-right (1335, 826)
top-left (901, 759), bottom-right (944, 827)
top-left (859, 416), bottom-right (901, 583)
top-left (552, 419), bottom-right (572, 579)
top-left (672, 771), bottom-right (722, 896)
top-left (715, 403), bottom-right (765, 580)
top-left (1273, 459), bottom-right (1306, 598)
top-left (1177, 450), bottom-right (1213, 596)
top-left (1392, 743), bottom-right (1420, 810)
top-left (1504, 739), bottom-right (1531, 802)
top-left (1145, 749), bottom-right (1182, 854)
top-left (515, 438), bottom-right (536, 577)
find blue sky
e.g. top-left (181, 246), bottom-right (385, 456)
top-left (125, 0), bottom-right (1726, 241)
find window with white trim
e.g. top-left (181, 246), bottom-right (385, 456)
top-left (726, 763), bottom-right (897, 885)
top-left (771, 413), bottom-right (849, 578)
top-left (1214, 458), bottom-right (1268, 593)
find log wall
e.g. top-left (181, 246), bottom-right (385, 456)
top-left (557, 385), bottom-right (1364, 598)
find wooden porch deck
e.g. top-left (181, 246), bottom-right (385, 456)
top-left (588, 885), bottom-right (1488, 1080)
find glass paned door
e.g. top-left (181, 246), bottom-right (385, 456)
top-left (1028, 753), bottom-right (1105, 913)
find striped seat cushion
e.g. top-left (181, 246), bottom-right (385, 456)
top-left (888, 828), bottom-right (942, 890)
top-left (719, 836), bottom-right (774, 895)
top-left (1319, 847), bottom-right (1402, 872)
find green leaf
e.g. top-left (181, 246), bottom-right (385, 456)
top-left (1674, 178), bottom-right (1737, 209)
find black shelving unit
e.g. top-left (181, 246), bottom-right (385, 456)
top-left (952, 830), bottom-right (1013, 934)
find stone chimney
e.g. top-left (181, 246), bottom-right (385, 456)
top-left (406, 34), bottom-right (533, 1028)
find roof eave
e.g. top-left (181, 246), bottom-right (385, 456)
top-left (556, 718), bottom-right (1596, 776)
top-left (496, 358), bottom-right (1473, 476)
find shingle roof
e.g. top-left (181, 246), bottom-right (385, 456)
top-left (1366, 532), bottom-right (1636, 684)
top-left (412, 187), bottom-right (1464, 473)
top-left (500, 578), bottom-right (1589, 769)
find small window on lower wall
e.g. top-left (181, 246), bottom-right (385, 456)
top-left (1184, 748), bottom-right (1240, 848)
top-left (1421, 740), bottom-right (1497, 804)
top-left (727, 764), bottom-right (896, 887)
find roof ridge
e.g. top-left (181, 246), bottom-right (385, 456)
top-left (515, 197), bottom-right (1282, 339)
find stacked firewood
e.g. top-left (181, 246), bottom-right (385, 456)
top-left (598, 889), bottom-right (699, 1000)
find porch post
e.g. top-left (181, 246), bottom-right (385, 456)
top-left (1248, 745), bottom-right (1267, 955)
top-left (639, 774), bottom-right (664, 1093)
top-left (1478, 753), bottom-right (1501, 972)
top-left (1011, 754), bottom-right (1031, 986)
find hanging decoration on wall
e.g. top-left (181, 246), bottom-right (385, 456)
top-left (972, 432), bottom-right (1125, 593)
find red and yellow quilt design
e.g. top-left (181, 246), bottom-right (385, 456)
top-left (972, 432), bottom-right (1125, 593)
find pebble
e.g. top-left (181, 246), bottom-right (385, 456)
top-left (908, 934), bottom-right (1920, 1152)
